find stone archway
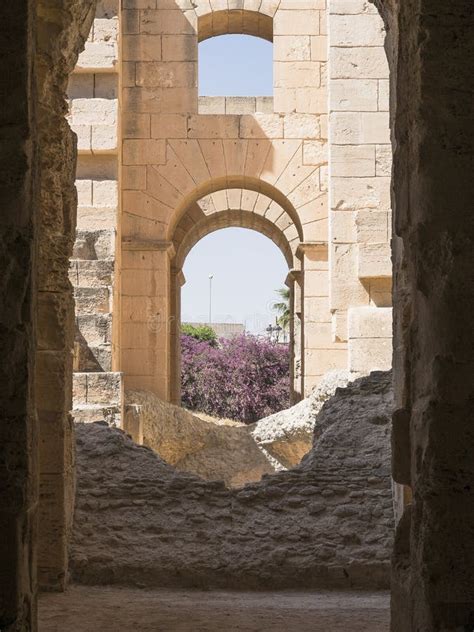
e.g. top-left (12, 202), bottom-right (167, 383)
top-left (119, 0), bottom-right (343, 402)
top-left (198, 8), bottom-right (273, 43)
top-left (169, 201), bottom-right (301, 405)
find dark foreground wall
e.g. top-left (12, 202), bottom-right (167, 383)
top-left (387, 0), bottom-right (474, 629)
top-left (0, 2), bottom-right (95, 629)
top-left (0, 4), bottom-right (38, 629)
top-left (71, 372), bottom-right (394, 590)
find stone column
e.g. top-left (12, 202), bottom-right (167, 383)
top-left (300, 242), bottom-right (347, 394)
top-left (286, 269), bottom-right (303, 403)
top-left (121, 240), bottom-right (174, 400)
top-left (169, 268), bottom-right (185, 405)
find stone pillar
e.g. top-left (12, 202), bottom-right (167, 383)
top-left (390, 1), bottom-right (474, 629)
top-left (169, 268), bottom-right (185, 405)
top-left (300, 242), bottom-right (347, 394)
top-left (121, 240), bottom-right (173, 400)
top-left (286, 270), bottom-right (303, 403)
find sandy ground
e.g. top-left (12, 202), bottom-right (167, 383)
top-left (39, 586), bottom-right (390, 632)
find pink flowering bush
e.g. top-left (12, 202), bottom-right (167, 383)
top-left (181, 333), bottom-right (290, 424)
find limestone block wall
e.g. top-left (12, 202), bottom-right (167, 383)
top-left (67, 0), bottom-right (396, 408)
top-left (119, 0), bottom-right (344, 399)
top-left (199, 96), bottom-right (274, 115)
top-left (328, 0), bottom-right (392, 374)
top-left (68, 0), bottom-right (124, 426)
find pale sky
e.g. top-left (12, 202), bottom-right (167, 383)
top-left (198, 34), bottom-right (273, 96)
top-left (183, 36), bottom-right (280, 333)
top-left (182, 228), bottom-right (288, 333)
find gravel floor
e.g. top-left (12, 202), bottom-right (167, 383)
top-left (39, 585), bottom-right (390, 632)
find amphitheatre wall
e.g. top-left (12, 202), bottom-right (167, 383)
top-left (67, 0), bottom-right (394, 418)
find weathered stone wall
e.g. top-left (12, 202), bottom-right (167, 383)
top-left (0, 0), bottom-right (95, 628)
top-left (0, 3), bottom-right (38, 629)
top-left (125, 389), bottom-right (277, 487)
top-left (389, 0), bottom-right (474, 629)
top-left (35, 0), bottom-right (97, 593)
top-left (71, 372), bottom-right (394, 590)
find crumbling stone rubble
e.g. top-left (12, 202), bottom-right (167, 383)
top-left (71, 371), bottom-right (394, 590)
top-left (123, 370), bottom-right (353, 485)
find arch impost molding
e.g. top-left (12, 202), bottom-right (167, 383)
top-left (171, 268), bottom-right (186, 287)
top-left (296, 242), bottom-right (329, 260)
top-left (122, 238), bottom-right (176, 259)
top-left (285, 269), bottom-right (302, 287)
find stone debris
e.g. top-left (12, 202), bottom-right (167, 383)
top-left (123, 369), bottom-right (354, 485)
top-left (71, 371), bottom-right (394, 590)
top-left (250, 369), bottom-right (353, 469)
top-left (125, 389), bottom-right (275, 488)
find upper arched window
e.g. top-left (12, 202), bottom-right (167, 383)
top-left (197, 10), bottom-right (273, 113)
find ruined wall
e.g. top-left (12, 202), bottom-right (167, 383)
top-left (35, 0), bottom-right (97, 592)
top-left (123, 369), bottom-right (351, 485)
top-left (389, 0), bottom-right (474, 629)
top-left (71, 372), bottom-right (394, 590)
top-left (125, 389), bottom-right (277, 486)
top-left (0, 0), bottom-right (96, 627)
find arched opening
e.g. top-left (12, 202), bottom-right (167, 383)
top-left (198, 9), bottom-right (273, 43)
top-left (168, 192), bottom-right (304, 410)
top-left (197, 10), bottom-right (273, 113)
top-left (180, 227), bottom-right (291, 426)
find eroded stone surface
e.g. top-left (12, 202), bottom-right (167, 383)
top-left (123, 370), bottom-right (353, 485)
top-left (125, 389), bottom-right (276, 487)
top-left (251, 369), bottom-right (353, 468)
top-left (71, 372), bottom-right (394, 590)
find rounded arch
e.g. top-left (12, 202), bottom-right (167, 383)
top-left (173, 209), bottom-right (295, 272)
top-left (198, 10), bottom-right (273, 43)
top-left (167, 177), bottom-right (305, 245)
top-left (169, 208), bottom-right (300, 407)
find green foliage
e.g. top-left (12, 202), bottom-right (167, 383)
top-left (272, 287), bottom-right (291, 330)
top-left (181, 323), bottom-right (218, 345)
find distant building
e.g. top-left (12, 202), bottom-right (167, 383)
top-left (184, 322), bottom-right (245, 340)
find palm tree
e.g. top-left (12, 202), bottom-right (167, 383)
top-left (272, 287), bottom-right (291, 331)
